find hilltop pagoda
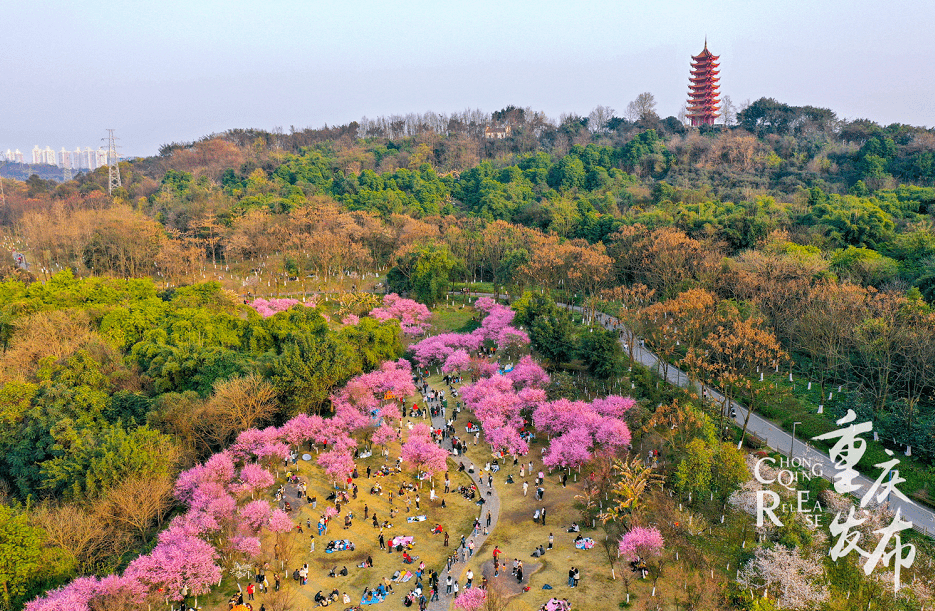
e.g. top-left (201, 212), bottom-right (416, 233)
top-left (687, 41), bottom-right (720, 126)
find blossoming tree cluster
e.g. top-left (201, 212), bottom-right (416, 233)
top-left (370, 293), bottom-right (433, 336)
top-left (409, 297), bottom-right (529, 368)
top-left (28, 446), bottom-right (288, 610)
top-left (27, 358), bottom-right (419, 610)
top-left (458, 355), bottom-right (635, 467)
top-left (400, 423), bottom-right (450, 482)
top-left (248, 297), bottom-right (316, 318)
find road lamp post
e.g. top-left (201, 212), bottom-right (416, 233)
top-left (791, 421), bottom-right (802, 460)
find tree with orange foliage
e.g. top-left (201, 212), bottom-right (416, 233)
top-left (520, 234), bottom-right (567, 294)
top-left (635, 227), bottom-right (707, 299)
top-left (684, 304), bottom-right (786, 446)
top-left (564, 239), bottom-right (613, 324)
top-left (794, 281), bottom-right (866, 405)
top-left (601, 283), bottom-right (656, 365)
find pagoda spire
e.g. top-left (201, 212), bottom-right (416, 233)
top-left (686, 40), bottom-right (720, 126)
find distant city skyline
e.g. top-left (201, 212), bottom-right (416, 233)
top-left (2, 145), bottom-right (109, 170)
top-left (1, 1), bottom-right (933, 157)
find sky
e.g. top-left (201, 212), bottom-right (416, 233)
top-left (2, 0), bottom-right (934, 158)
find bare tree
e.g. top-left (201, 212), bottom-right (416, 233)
top-left (626, 92), bottom-right (658, 122)
top-left (203, 373), bottom-right (279, 447)
top-left (102, 474), bottom-right (175, 543)
top-left (720, 95), bottom-right (737, 126)
top-left (588, 105), bottom-right (616, 134)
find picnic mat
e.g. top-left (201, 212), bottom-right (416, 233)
top-left (390, 535), bottom-right (414, 547)
top-left (574, 538), bottom-right (594, 550)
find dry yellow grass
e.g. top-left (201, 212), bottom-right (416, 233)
top-left (205, 370), bottom-right (737, 611)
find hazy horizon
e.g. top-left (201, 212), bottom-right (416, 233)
top-left (3, 0), bottom-right (933, 158)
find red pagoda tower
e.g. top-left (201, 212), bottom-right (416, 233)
top-left (687, 40), bottom-right (720, 126)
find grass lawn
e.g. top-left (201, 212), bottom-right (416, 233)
top-left (430, 303), bottom-right (481, 335)
top-left (206, 383), bottom-right (480, 610)
top-left (750, 372), bottom-right (935, 507)
top-left (198, 336), bottom-right (813, 611)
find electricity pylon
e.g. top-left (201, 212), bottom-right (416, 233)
top-left (105, 129), bottom-right (121, 195)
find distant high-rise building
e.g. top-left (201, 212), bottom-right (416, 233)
top-left (15, 144), bottom-right (105, 168)
top-left (687, 40), bottom-right (721, 127)
top-left (58, 148), bottom-right (72, 169)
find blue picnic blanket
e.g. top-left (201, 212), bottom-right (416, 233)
top-left (406, 515), bottom-right (427, 523)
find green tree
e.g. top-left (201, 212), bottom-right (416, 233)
top-left (388, 244), bottom-right (459, 306)
top-left (0, 505), bottom-right (49, 608)
top-left (514, 292), bottom-right (576, 366)
top-left (410, 245), bottom-right (456, 306)
top-left (675, 438), bottom-right (713, 500)
top-left (577, 326), bottom-right (624, 378)
top-left (40, 423), bottom-right (179, 501)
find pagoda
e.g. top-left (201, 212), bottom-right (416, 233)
top-left (686, 40), bottom-right (720, 126)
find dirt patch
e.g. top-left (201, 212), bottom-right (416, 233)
top-left (479, 559), bottom-right (542, 596)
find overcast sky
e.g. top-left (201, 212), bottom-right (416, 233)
top-left (2, 0), bottom-right (933, 157)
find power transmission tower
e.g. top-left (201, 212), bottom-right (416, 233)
top-left (105, 129), bottom-right (121, 195)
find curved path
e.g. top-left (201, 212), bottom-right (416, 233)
top-left (586, 308), bottom-right (935, 536)
top-left (424, 380), bottom-right (502, 610)
top-left (453, 292), bottom-right (935, 535)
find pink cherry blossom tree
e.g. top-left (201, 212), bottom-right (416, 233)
top-left (317, 449), bottom-right (356, 484)
top-left (371, 423), bottom-right (398, 449)
top-left (239, 500), bottom-right (272, 533)
top-left (279, 413), bottom-right (326, 450)
top-left (267, 509), bottom-right (295, 566)
top-left (441, 348), bottom-right (472, 373)
top-left (535, 395), bottom-right (634, 468)
top-left (25, 575), bottom-right (146, 611)
top-left (236, 464), bottom-right (274, 498)
top-left (400, 425), bottom-right (448, 485)
top-left (174, 452), bottom-right (235, 504)
top-left (333, 359), bottom-right (415, 435)
top-left (497, 326), bottom-right (530, 354)
top-left (591, 395), bottom-right (637, 418)
top-left (469, 300), bottom-right (530, 354)
top-left (505, 355), bottom-right (550, 389)
top-left (370, 293), bottom-right (432, 336)
top-left (484, 425), bottom-right (529, 456)
top-left (230, 535), bottom-right (262, 560)
top-left (268, 509), bottom-right (294, 533)
top-left (453, 586), bottom-right (486, 611)
top-left (248, 297), bottom-right (316, 318)
top-left (410, 333), bottom-right (481, 368)
top-left (542, 428), bottom-right (594, 469)
top-left (124, 526), bottom-right (221, 604)
top-left (229, 427), bottom-right (289, 466)
top-left (617, 526), bottom-right (664, 562)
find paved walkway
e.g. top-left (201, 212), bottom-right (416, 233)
top-left (586, 309), bottom-right (935, 536)
top-left (451, 292), bottom-right (935, 535)
top-left (424, 380), bottom-right (502, 611)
